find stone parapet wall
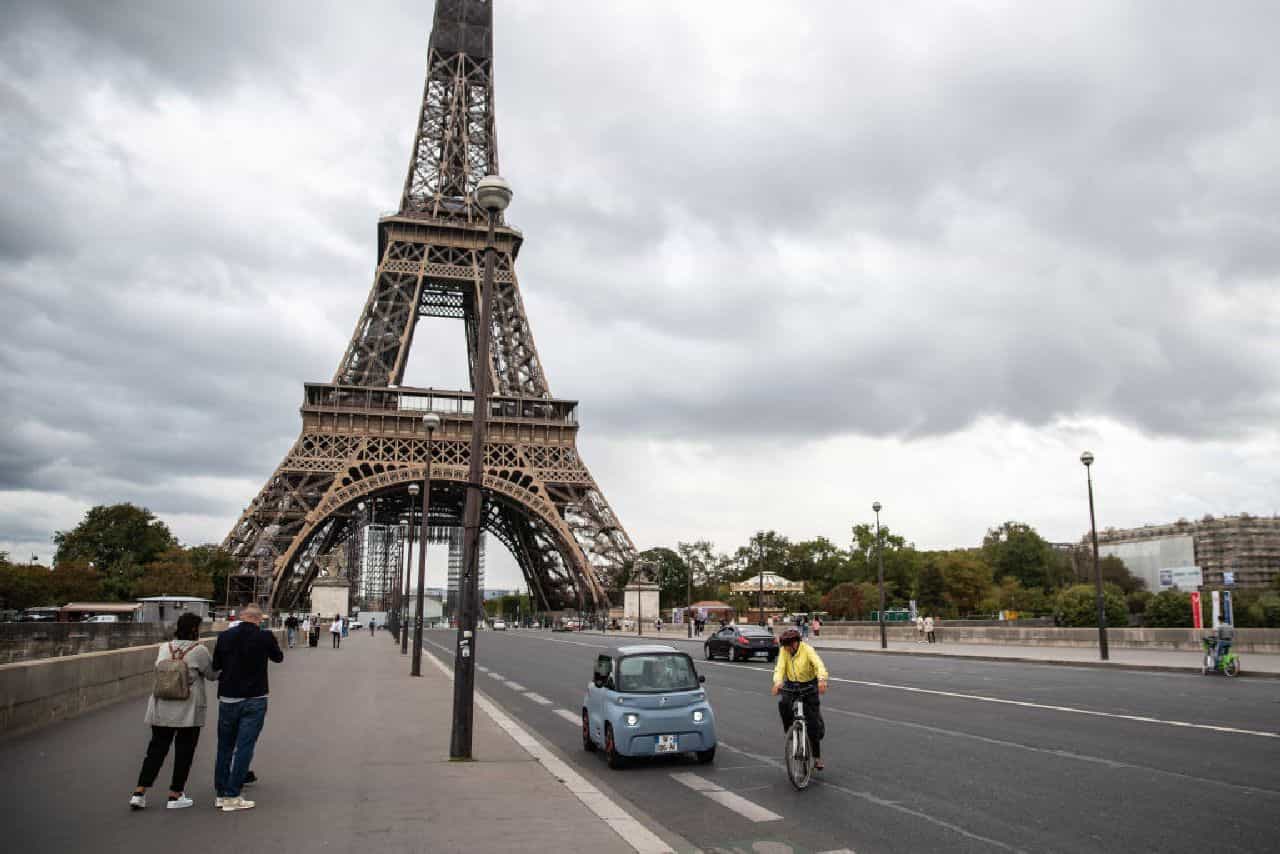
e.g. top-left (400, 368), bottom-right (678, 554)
top-left (0, 629), bottom-right (286, 739)
top-left (813, 624), bottom-right (1280, 653)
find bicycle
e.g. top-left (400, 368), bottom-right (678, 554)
top-left (1201, 636), bottom-right (1241, 677)
top-left (780, 682), bottom-right (817, 790)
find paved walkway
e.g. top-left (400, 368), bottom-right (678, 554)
top-left (590, 627), bottom-right (1280, 675)
top-left (1, 630), bottom-right (672, 853)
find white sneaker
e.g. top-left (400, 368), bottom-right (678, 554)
top-left (129, 793), bottom-right (146, 810)
top-left (221, 796), bottom-right (256, 812)
top-left (213, 797), bottom-right (226, 809)
top-left (166, 794), bottom-right (194, 809)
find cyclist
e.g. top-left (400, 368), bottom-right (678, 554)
top-left (1208, 618), bottom-right (1234, 668)
top-left (771, 627), bottom-right (830, 770)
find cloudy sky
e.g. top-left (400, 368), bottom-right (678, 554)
top-left (2, 1), bottom-right (1278, 588)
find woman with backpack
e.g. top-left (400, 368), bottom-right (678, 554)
top-left (129, 612), bottom-right (218, 810)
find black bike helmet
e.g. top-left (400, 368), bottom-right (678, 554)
top-left (779, 628), bottom-right (801, 644)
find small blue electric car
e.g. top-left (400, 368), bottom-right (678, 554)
top-left (582, 644), bottom-right (717, 768)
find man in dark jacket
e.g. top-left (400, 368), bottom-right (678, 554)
top-left (212, 604), bottom-right (283, 812)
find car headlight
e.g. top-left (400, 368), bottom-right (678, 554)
top-left (692, 710), bottom-right (705, 723)
top-left (624, 713), bottom-right (639, 727)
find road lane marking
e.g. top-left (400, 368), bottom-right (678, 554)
top-left (716, 742), bottom-right (1022, 852)
top-left (555, 708), bottom-right (582, 725)
top-left (505, 681), bottom-right (527, 691)
top-left (825, 706), bottom-right (1280, 798)
top-left (825, 676), bottom-right (1280, 739)
top-left (669, 772), bottom-right (781, 822)
top-left (477, 665), bottom-right (490, 672)
top-left (421, 650), bottom-right (673, 854)
top-left (525, 692), bottom-right (553, 705)
top-left (697, 658), bottom-right (1280, 739)
top-left (487, 672), bottom-right (503, 680)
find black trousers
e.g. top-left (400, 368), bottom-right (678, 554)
top-left (332, 632), bottom-right (340, 648)
top-left (136, 725), bottom-right (201, 791)
top-left (778, 683), bottom-right (825, 758)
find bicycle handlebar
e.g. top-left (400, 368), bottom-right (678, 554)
top-left (779, 682), bottom-right (818, 697)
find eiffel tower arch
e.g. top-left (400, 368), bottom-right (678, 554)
top-left (222, 1), bottom-right (636, 614)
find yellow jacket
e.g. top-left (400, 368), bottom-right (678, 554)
top-left (773, 641), bottom-right (829, 686)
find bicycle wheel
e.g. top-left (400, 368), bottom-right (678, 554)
top-left (1226, 657), bottom-right (1240, 678)
top-left (1202, 654), bottom-right (1211, 676)
top-left (785, 721), bottom-right (813, 790)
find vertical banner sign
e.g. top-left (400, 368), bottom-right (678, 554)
top-left (1190, 591), bottom-right (1203, 629)
top-left (1222, 590), bottom-right (1233, 625)
top-left (1211, 590), bottom-right (1222, 628)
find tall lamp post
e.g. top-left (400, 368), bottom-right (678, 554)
top-left (450, 174), bottom-right (512, 760)
top-left (411, 413), bottom-right (441, 676)
top-left (686, 558), bottom-right (693, 638)
top-left (402, 492), bottom-right (418, 655)
top-left (873, 501), bottom-right (887, 649)
top-left (757, 537), bottom-right (766, 627)
top-left (1081, 451), bottom-right (1109, 661)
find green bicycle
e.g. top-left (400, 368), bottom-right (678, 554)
top-left (1201, 636), bottom-right (1241, 677)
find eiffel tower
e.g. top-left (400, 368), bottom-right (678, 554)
top-left (222, 0), bottom-right (636, 614)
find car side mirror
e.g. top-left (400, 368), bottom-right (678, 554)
top-left (699, 675), bottom-right (706, 684)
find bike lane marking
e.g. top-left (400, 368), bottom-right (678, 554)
top-left (554, 708), bottom-right (581, 725)
top-left (669, 772), bottom-right (782, 822)
top-left (525, 692), bottom-right (553, 706)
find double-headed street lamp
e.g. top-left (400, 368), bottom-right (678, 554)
top-left (411, 412), bottom-right (441, 677)
top-left (450, 174), bottom-right (512, 760)
top-left (1080, 451), bottom-right (1109, 661)
top-left (873, 501), bottom-right (887, 649)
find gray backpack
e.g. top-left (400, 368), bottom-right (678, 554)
top-left (153, 642), bottom-right (193, 701)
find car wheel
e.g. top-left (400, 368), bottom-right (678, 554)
top-left (582, 710), bottom-right (596, 752)
top-left (704, 643), bottom-right (713, 660)
top-left (768, 653), bottom-right (777, 662)
top-left (605, 723), bottom-right (625, 769)
top-left (696, 746), bottom-right (716, 764)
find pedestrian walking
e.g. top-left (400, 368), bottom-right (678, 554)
top-left (801, 616), bottom-right (810, 639)
top-left (369, 617), bottom-right (376, 634)
top-left (813, 615), bottom-right (821, 637)
top-left (284, 613), bottom-right (299, 649)
top-left (129, 613), bottom-right (218, 811)
top-left (300, 616), bottom-right (311, 648)
top-left (331, 615), bottom-right (343, 648)
top-left (212, 603), bottom-right (283, 812)
top-left (341, 616), bottom-right (349, 638)
top-left (916, 615), bottom-right (926, 643)
top-left (924, 615), bottom-right (936, 644)
top-left (310, 615), bottom-right (321, 647)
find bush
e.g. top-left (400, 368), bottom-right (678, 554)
top-left (1127, 590), bottom-right (1152, 616)
top-left (1055, 584), bottom-right (1127, 628)
top-left (1145, 590), bottom-right (1193, 627)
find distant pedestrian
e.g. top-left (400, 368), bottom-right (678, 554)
top-left (284, 614), bottom-right (299, 648)
top-left (801, 617), bottom-right (810, 639)
top-left (212, 603), bottom-right (283, 812)
top-left (813, 616), bottom-right (821, 637)
top-left (924, 615), bottom-right (936, 644)
top-left (301, 616), bottom-right (312, 648)
top-left (129, 613), bottom-right (217, 811)
top-left (331, 615), bottom-right (342, 648)
top-left (369, 617), bottom-right (376, 634)
top-left (916, 615), bottom-right (926, 643)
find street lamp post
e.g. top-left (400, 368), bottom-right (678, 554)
top-left (401, 499), bottom-right (416, 655)
top-left (757, 538), bottom-right (765, 627)
top-left (873, 501), bottom-right (886, 650)
top-left (450, 175), bottom-right (512, 760)
top-left (686, 557), bottom-right (693, 638)
top-left (1081, 451), bottom-right (1109, 661)
top-left (411, 413), bottom-right (441, 676)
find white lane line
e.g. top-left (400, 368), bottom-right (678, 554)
top-left (698, 658), bottom-right (1279, 740)
top-left (554, 708), bottom-right (581, 725)
top-left (505, 681), bottom-right (527, 691)
top-left (669, 772), bottom-right (781, 822)
top-left (487, 672), bottom-right (503, 680)
top-left (477, 665), bottom-right (490, 672)
top-left (717, 742), bottom-right (1021, 852)
top-left (525, 692), bottom-right (553, 705)
top-left (422, 651), bottom-right (673, 854)
top-left (818, 849), bottom-right (857, 853)
top-left (825, 675), bottom-right (1280, 739)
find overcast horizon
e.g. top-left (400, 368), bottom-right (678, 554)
top-left (2, 1), bottom-right (1278, 588)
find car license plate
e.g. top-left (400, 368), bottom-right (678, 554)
top-left (655, 734), bottom-right (679, 753)
top-left (753, 650), bottom-right (769, 657)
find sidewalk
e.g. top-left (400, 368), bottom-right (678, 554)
top-left (588, 627), bottom-right (1280, 676)
top-left (1, 630), bottom-right (673, 853)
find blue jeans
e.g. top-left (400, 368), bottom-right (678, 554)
top-left (215, 697), bottom-right (268, 797)
top-left (286, 627), bottom-right (297, 647)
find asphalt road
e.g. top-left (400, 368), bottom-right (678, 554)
top-left (428, 628), bottom-right (1280, 854)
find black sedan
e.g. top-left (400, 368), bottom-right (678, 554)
top-left (704, 625), bottom-right (778, 662)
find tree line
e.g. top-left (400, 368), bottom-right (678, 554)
top-left (0, 504), bottom-right (235, 610)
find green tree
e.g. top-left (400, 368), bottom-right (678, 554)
top-left (915, 556), bottom-right (947, 612)
top-left (1145, 589), bottom-right (1192, 627)
top-left (820, 582), bottom-right (864, 620)
top-left (849, 523), bottom-right (919, 603)
top-left (189, 545), bottom-right (236, 606)
top-left (1080, 553), bottom-right (1145, 594)
top-left (938, 551), bottom-right (994, 615)
top-left (47, 559), bottom-right (103, 603)
top-left (785, 537), bottom-right (847, 597)
top-left (0, 558), bottom-right (57, 609)
top-left (1055, 584), bottom-right (1128, 627)
top-left (733, 531), bottom-right (791, 582)
top-left (54, 504), bottom-right (177, 600)
top-left (638, 547), bottom-right (690, 609)
top-left (133, 547), bottom-right (214, 599)
top-left (982, 522), bottom-right (1057, 590)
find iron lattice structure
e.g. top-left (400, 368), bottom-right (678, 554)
top-left (223, 0), bottom-right (635, 613)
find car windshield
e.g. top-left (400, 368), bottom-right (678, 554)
top-left (616, 654), bottom-right (699, 693)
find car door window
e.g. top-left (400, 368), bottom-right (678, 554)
top-left (593, 655), bottom-right (613, 688)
